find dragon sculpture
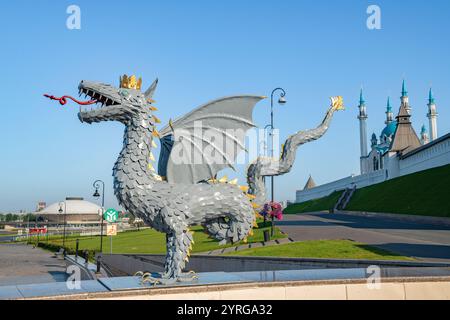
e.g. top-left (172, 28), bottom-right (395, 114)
top-left (46, 75), bottom-right (344, 284)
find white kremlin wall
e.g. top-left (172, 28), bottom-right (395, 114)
top-left (295, 170), bottom-right (385, 203)
top-left (399, 135), bottom-right (450, 176)
top-left (295, 133), bottom-right (450, 203)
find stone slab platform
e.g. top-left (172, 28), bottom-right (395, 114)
top-left (3, 267), bottom-right (450, 300)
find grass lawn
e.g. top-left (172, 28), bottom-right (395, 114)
top-left (30, 221), bottom-right (286, 255)
top-left (225, 240), bottom-right (414, 261)
top-left (347, 164), bottom-right (450, 217)
top-left (284, 191), bottom-right (343, 214)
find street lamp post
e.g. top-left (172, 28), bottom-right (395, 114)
top-left (93, 180), bottom-right (105, 253)
top-left (58, 201), bottom-right (67, 251)
top-left (262, 124), bottom-right (272, 226)
top-left (269, 88), bottom-right (287, 236)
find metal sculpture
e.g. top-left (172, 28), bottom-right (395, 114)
top-left (45, 75), bottom-right (343, 284)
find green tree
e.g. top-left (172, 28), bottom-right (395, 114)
top-left (3, 213), bottom-right (21, 222)
top-left (22, 213), bottom-right (36, 222)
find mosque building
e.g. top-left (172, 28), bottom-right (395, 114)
top-left (296, 81), bottom-right (450, 203)
top-left (359, 80), bottom-right (435, 178)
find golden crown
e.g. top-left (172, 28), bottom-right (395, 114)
top-left (119, 74), bottom-right (142, 90)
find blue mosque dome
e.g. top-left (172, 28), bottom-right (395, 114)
top-left (381, 121), bottom-right (398, 138)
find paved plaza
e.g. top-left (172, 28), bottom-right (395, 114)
top-left (278, 213), bottom-right (450, 262)
top-left (0, 244), bottom-right (68, 286)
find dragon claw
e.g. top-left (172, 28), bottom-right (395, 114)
top-left (134, 271), bottom-right (161, 286)
top-left (176, 270), bottom-right (199, 282)
top-left (141, 277), bottom-right (161, 287)
top-left (134, 271), bottom-right (144, 277)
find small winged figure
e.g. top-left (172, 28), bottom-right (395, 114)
top-left (48, 76), bottom-right (343, 284)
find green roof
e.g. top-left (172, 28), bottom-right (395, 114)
top-left (381, 121), bottom-right (398, 138)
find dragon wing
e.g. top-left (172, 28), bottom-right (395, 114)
top-left (158, 95), bottom-right (265, 184)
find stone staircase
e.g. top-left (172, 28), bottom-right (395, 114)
top-left (333, 185), bottom-right (357, 212)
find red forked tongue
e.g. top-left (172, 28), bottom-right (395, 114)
top-left (43, 94), bottom-right (97, 106)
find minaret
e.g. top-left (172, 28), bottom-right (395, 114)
top-left (401, 80), bottom-right (411, 114)
top-left (420, 125), bottom-right (429, 145)
top-left (357, 89), bottom-right (368, 174)
top-left (385, 97), bottom-right (394, 125)
top-left (427, 88), bottom-right (438, 141)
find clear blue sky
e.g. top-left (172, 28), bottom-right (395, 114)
top-left (1, 0), bottom-right (449, 212)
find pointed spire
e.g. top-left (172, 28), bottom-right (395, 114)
top-left (421, 124), bottom-right (427, 135)
top-left (401, 79), bottom-right (408, 97)
top-left (428, 88), bottom-right (435, 104)
top-left (386, 97), bottom-right (392, 112)
top-left (359, 88), bottom-right (365, 105)
top-left (385, 96), bottom-right (393, 125)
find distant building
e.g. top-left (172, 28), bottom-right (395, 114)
top-left (303, 175), bottom-right (317, 190)
top-left (296, 81), bottom-right (450, 203)
top-left (37, 197), bottom-right (102, 226)
top-left (36, 202), bottom-right (46, 212)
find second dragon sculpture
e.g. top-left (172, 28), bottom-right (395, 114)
top-left (46, 75), bottom-right (344, 284)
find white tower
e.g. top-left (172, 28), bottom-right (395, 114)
top-left (427, 88), bottom-right (438, 141)
top-left (358, 89), bottom-right (368, 174)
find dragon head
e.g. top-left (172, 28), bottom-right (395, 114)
top-left (330, 96), bottom-right (345, 111)
top-left (77, 75), bottom-right (158, 125)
